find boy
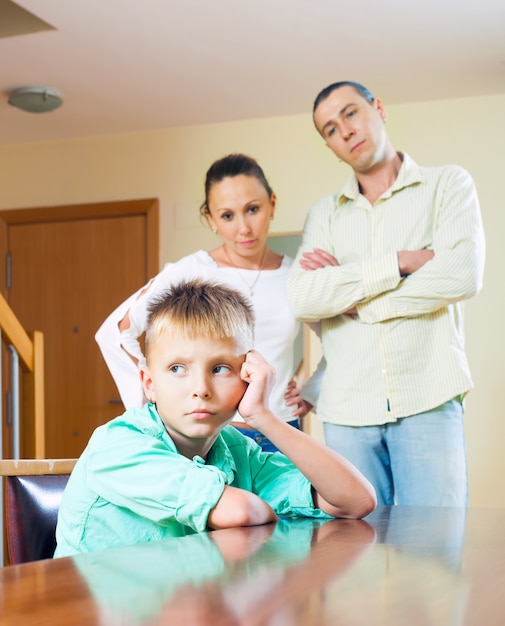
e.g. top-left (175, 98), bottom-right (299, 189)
top-left (55, 280), bottom-right (375, 556)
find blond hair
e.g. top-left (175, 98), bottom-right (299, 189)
top-left (145, 279), bottom-right (254, 359)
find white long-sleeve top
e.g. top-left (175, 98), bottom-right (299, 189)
top-left (96, 250), bottom-right (301, 422)
top-left (287, 153), bottom-right (485, 426)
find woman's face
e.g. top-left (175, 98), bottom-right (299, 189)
top-left (206, 175), bottom-right (276, 261)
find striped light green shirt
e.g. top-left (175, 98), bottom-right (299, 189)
top-left (287, 153), bottom-right (485, 426)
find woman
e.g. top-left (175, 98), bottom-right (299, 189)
top-left (95, 153), bottom-right (315, 451)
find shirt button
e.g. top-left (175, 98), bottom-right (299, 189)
top-left (255, 435), bottom-right (264, 444)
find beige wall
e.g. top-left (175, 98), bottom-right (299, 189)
top-left (0, 92), bottom-right (503, 506)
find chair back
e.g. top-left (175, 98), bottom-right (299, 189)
top-left (0, 459), bottom-right (77, 565)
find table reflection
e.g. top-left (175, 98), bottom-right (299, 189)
top-left (318, 506), bottom-right (469, 625)
top-left (73, 518), bottom-right (376, 625)
top-left (2, 506), bottom-right (503, 626)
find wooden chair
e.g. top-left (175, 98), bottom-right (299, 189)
top-left (0, 458), bottom-right (77, 565)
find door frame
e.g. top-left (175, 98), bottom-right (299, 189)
top-left (0, 197), bottom-right (159, 277)
top-left (0, 198), bottom-right (160, 457)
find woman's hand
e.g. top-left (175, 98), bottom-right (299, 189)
top-left (284, 380), bottom-right (313, 419)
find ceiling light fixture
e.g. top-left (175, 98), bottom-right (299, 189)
top-left (8, 86), bottom-right (63, 113)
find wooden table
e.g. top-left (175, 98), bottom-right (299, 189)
top-left (0, 506), bottom-right (504, 625)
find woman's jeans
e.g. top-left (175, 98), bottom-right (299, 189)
top-left (234, 419), bottom-right (300, 453)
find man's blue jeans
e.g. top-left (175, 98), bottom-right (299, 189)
top-left (323, 398), bottom-right (468, 506)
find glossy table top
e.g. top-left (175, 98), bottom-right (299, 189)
top-left (1, 506), bottom-right (504, 625)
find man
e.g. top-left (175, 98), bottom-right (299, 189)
top-left (287, 81), bottom-right (485, 506)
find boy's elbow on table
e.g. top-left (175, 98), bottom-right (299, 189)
top-left (315, 486), bottom-right (377, 520)
top-left (207, 486), bottom-right (278, 530)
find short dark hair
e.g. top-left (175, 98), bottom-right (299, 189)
top-left (200, 153), bottom-right (274, 218)
top-left (145, 279), bottom-right (255, 359)
top-left (312, 81), bottom-right (375, 117)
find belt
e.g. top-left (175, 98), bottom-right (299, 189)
top-left (230, 421), bottom-right (255, 431)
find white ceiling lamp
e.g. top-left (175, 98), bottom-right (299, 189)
top-left (8, 86), bottom-right (63, 113)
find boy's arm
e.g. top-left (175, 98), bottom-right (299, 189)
top-left (239, 351), bottom-right (377, 520)
top-left (254, 419), bottom-right (375, 519)
top-left (207, 486), bottom-right (278, 530)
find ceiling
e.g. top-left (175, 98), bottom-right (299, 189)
top-left (1, 0), bottom-right (504, 146)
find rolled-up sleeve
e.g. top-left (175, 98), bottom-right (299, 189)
top-left (175, 458), bottom-right (227, 530)
top-left (86, 421), bottom-right (228, 533)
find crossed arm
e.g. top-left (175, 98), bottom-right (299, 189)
top-left (299, 247), bottom-right (435, 315)
top-left (300, 247), bottom-right (434, 276)
top-left (288, 169), bottom-right (485, 323)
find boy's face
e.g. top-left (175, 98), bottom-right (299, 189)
top-left (140, 329), bottom-right (247, 457)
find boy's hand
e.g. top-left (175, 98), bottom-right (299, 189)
top-left (238, 350), bottom-right (276, 427)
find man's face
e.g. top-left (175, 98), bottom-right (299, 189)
top-left (313, 85), bottom-right (389, 174)
top-left (141, 329), bottom-right (247, 455)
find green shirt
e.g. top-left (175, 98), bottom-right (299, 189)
top-left (55, 404), bottom-right (329, 556)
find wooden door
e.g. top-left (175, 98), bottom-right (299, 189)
top-left (0, 200), bottom-right (158, 458)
